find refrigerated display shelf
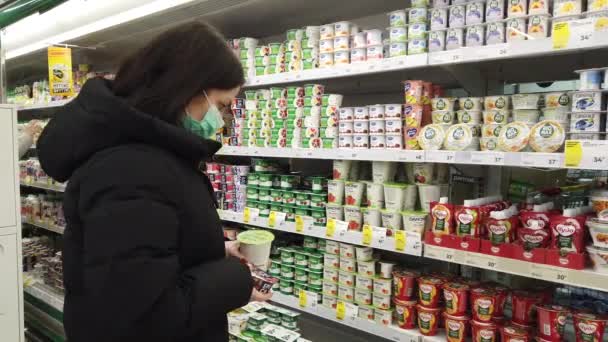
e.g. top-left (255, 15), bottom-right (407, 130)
top-left (271, 292), bottom-right (424, 342)
top-left (22, 219), bottom-right (65, 235)
top-left (17, 99), bottom-right (72, 111)
top-left (217, 146), bottom-right (567, 169)
top-left (219, 210), bottom-right (423, 257)
top-left (20, 182), bottom-right (66, 193)
top-left (24, 283), bottom-right (64, 316)
top-left (424, 244), bottom-right (608, 292)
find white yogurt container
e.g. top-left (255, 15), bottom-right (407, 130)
top-left (554, 0), bottom-right (582, 17)
top-left (457, 110), bottom-right (482, 124)
top-left (356, 274), bottom-right (374, 290)
top-left (432, 110), bottom-right (456, 124)
top-left (334, 50), bottom-right (350, 65)
top-left (483, 110), bottom-right (510, 124)
top-left (320, 39), bottom-right (334, 53)
top-left (353, 134), bottom-right (370, 148)
top-left (446, 28), bottom-right (465, 50)
top-left (408, 23), bottom-right (428, 39)
top-left (544, 92), bottom-right (571, 109)
top-left (527, 15), bottom-right (550, 38)
top-left (338, 134), bottom-right (354, 148)
top-left (385, 104), bottom-right (403, 118)
top-left (351, 32), bottom-right (367, 49)
top-left (409, 7), bottom-right (428, 24)
top-left (389, 9), bottom-right (407, 27)
top-left (351, 48), bottom-right (367, 63)
top-left (334, 21), bottom-right (352, 37)
top-left (459, 97), bottom-right (484, 111)
top-left (431, 8), bottom-right (448, 30)
top-left (385, 134), bottom-right (403, 149)
top-left (466, 1), bottom-right (485, 25)
top-left (482, 123), bottom-right (504, 138)
top-left (513, 93), bottom-right (541, 109)
top-left (366, 29), bottom-right (384, 46)
top-left (432, 97), bottom-right (457, 111)
top-left (385, 119), bottom-right (404, 134)
top-left (353, 120), bottom-right (370, 134)
top-left (408, 39), bottom-right (427, 54)
top-left (529, 0), bottom-right (550, 14)
top-left (370, 134), bottom-right (387, 148)
top-left (486, 0), bottom-right (506, 21)
top-left (486, 22), bottom-right (506, 44)
top-left (429, 30), bottom-right (446, 52)
top-left (389, 26), bottom-right (408, 43)
top-left (319, 53), bottom-right (334, 68)
top-left (576, 69), bottom-right (604, 90)
top-left (367, 46), bottom-right (384, 60)
top-left (589, 0), bottom-right (608, 10)
top-left (320, 24), bottom-right (335, 39)
top-left (466, 25), bottom-right (485, 46)
top-left (354, 107), bottom-right (370, 120)
top-left (369, 105), bottom-right (385, 119)
top-left (571, 112), bottom-right (601, 132)
top-left (334, 36), bottom-right (350, 51)
top-left (369, 119), bottom-right (386, 133)
top-left (572, 91), bottom-right (604, 112)
top-left (339, 121), bottom-right (354, 134)
top-left (508, 0), bottom-right (528, 17)
top-left (513, 109), bottom-right (541, 123)
top-left (449, 5), bottom-right (466, 28)
top-left (389, 43), bottom-right (408, 57)
top-left (340, 107), bottom-right (355, 120)
top-left (506, 18), bottom-right (527, 41)
top-left (444, 124), bottom-right (475, 150)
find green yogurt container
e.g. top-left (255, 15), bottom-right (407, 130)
top-left (246, 186), bottom-right (259, 200)
top-left (246, 200), bottom-right (258, 209)
top-left (269, 259), bottom-right (281, 276)
top-left (286, 86), bottom-right (303, 98)
top-left (309, 176), bottom-right (327, 193)
top-left (303, 236), bottom-right (318, 252)
top-left (308, 270), bottom-right (324, 286)
top-left (248, 173), bottom-right (259, 186)
top-left (258, 188), bottom-right (271, 202)
top-left (302, 61), bottom-right (316, 70)
top-left (311, 208), bottom-right (326, 227)
top-left (283, 192), bottom-right (297, 207)
top-left (295, 191), bottom-right (311, 207)
top-left (321, 94), bottom-right (330, 106)
top-left (255, 66), bottom-right (265, 76)
top-left (308, 252), bottom-right (324, 270)
top-left (257, 202), bottom-right (270, 217)
top-left (317, 239), bottom-right (326, 252)
top-left (280, 248), bottom-right (294, 265)
top-left (270, 203), bottom-right (282, 213)
top-left (270, 87), bottom-right (286, 99)
top-left (322, 138), bottom-right (337, 149)
top-left (294, 250), bottom-right (308, 267)
top-left (269, 43), bottom-right (283, 54)
top-left (286, 29), bottom-right (298, 41)
top-left (280, 264), bottom-right (294, 279)
top-left (294, 267), bottom-right (308, 282)
top-left (255, 56), bottom-right (265, 67)
top-left (301, 48), bottom-right (317, 59)
top-left (257, 173), bottom-right (274, 188)
top-left (282, 205), bottom-right (296, 221)
top-left (279, 278), bottom-right (293, 295)
top-left (270, 188), bottom-right (283, 203)
top-left (310, 193), bottom-right (327, 209)
top-left (280, 175), bottom-right (298, 189)
top-left (293, 281), bottom-right (308, 296)
top-left (244, 90), bottom-right (257, 100)
top-left (295, 206), bottom-right (310, 217)
top-left (266, 65), bottom-right (277, 75)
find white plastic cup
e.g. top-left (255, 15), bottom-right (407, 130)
top-left (237, 230), bottom-right (275, 270)
top-left (417, 184), bottom-right (442, 212)
top-left (372, 161), bottom-right (397, 183)
top-left (403, 184), bottom-right (418, 211)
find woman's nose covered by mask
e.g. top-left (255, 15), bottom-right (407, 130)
top-left (183, 90), bottom-right (225, 139)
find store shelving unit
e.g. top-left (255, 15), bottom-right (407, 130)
top-left (20, 182), bottom-right (66, 193)
top-left (22, 219), bottom-right (65, 235)
top-left (23, 283), bottom-right (64, 318)
top-left (219, 210), bottom-right (423, 256)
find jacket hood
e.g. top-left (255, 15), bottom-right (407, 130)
top-left (37, 78), bottom-right (221, 182)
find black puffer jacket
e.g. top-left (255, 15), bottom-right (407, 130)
top-left (37, 78), bottom-right (253, 342)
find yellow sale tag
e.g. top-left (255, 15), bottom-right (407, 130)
top-left (243, 207), bottom-right (251, 223)
top-left (336, 301), bottom-right (346, 320)
top-left (395, 230), bottom-right (406, 251)
top-left (268, 211), bottom-right (277, 227)
top-left (326, 219), bottom-right (336, 237)
top-left (48, 47), bottom-right (74, 97)
top-left (299, 289), bottom-right (307, 307)
top-left (362, 225), bottom-right (373, 245)
top-left (564, 140), bottom-right (583, 168)
top-left (295, 215), bottom-right (304, 232)
top-left (553, 22), bottom-right (570, 49)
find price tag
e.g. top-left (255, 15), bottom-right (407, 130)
top-left (336, 301), bottom-right (346, 320)
top-left (336, 301), bottom-right (358, 320)
top-left (395, 230), bottom-right (406, 251)
top-left (299, 290), bottom-right (318, 309)
top-left (465, 252), bottom-right (500, 270)
top-left (362, 225), bottom-right (373, 245)
top-left (564, 140), bottom-right (583, 167)
top-left (268, 211), bottom-right (286, 228)
top-left (553, 18), bottom-right (594, 50)
top-left (295, 215), bottom-right (304, 232)
top-left (373, 227), bottom-right (388, 246)
top-left (530, 264), bottom-right (569, 283)
top-left (521, 153), bottom-right (562, 168)
top-left (326, 219), bottom-right (336, 237)
top-left (243, 207), bottom-right (251, 223)
top-left (565, 140), bottom-right (608, 170)
top-left (299, 289), bottom-right (307, 307)
top-left (470, 151), bottom-right (505, 165)
top-left (424, 245), bottom-right (441, 259)
top-left (426, 151), bottom-right (456, 163)
top-left (335, 220), bottom-right (349, 237)
top-left (553, 22), bottom-right (570, 49)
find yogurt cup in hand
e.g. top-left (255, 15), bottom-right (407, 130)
top-left (237, 230), bottom-right (275, 271)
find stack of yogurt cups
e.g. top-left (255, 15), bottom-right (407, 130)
top-left (404, 80), bottom-right (441, 150)
top-left (337, 104), bottom-right (405, 149)
top-left (481, 95), bottom-right (512, 151)
top-left (426, 96), bottom-right (483, 151)
top-left (228, 97), bottom-right (246, 147)
top-left (235, 37), bottom-right (259, 78)
top-left (295, 26), bottom-right (321, 71)
top-left (319, 21), bottom-right (359, 69)
top-left (570, 68), bottom-right (608, 140)
top-left (350, 28), bottom-right (384, 64)
top-left (387, 5), bottom-right (429, 57)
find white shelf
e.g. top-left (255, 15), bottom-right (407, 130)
top-left (217, 146), bottom-right (567, 169)
top-left (219, 210), bottom-right (423, 256)
top-left (271, 292), bottom-right (423, 342)
top-left (17, 99), bottom-right (72, 111)
top-left (22, 219), bottom-right (65, 235)
top-left (24, 283), bottom-right (64, 313)
top-left (245, 54), bottom-right (427, 87)
top-left (20, 182), bottom-right (66, 193)
top-left (424, 244), bottom-right (608, 292)
top-left (243, 36), bottom-right (608, 88)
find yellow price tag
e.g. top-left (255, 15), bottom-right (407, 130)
top-left (326, 219), bottom-right (336, 237)
top-left (268, 211), bottom-right (277, 227)
top-left (295, 215), bottom-right (304, 232)
top-left (553, 22), bottom-right (570, 49)
top-left (299, 289), bottom-right (307, 307)
top-left (564, 140), bottom-right (583, 167)
top-left (395, 230), bottom-right (406, 251)
top-left (362, 225), bottom-right (373, 245)
top-left (243, 207), bottom-right (251, 223)
top-left (336, 301), bottom-right (346, 320)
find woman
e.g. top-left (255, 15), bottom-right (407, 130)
top-left (37, 22), bottom-right (271, 342)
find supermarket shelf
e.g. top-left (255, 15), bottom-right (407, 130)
top-left (424, 244), bottom-right (608, 292)
top-left (23, 219), bottom-right (65, 235)
top-left (217, 146), bottom-right (566, 169)
top-left (20, 182), bottom-right (66, 193)
top-left (24, 283), bottom-right (64, 314)
top-left (271, 292), bottom-right (422, 342)
top-left (17, 99), bottom-right (72, 111)
top-left (245, 54), bottom-right (427, 87)
top-left (243, 36), bottom-right (608, 88)
top-left (219, 210), bottom-right (423, 256)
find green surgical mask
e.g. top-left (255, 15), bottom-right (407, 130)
top-left (183, 91), bottom-right (225, 139)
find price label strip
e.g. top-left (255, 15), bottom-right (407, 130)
top-left (362, 225), bottom-right (373, 245)
top-left (299, 290), bottom-right (318, 309)
top-left (326, 219), bottom-right (336, 237)
top-left (268, 211), bottom-right (287, 228)
top-left (336, 301), bottom-right (358, 321)
top-left (565, 140), bottom-right (608, 170)
top-left (295, 215), bottom-right (304, 232)
top-left (395, 230), bottom-right (406, 251)
top-left (243, 207), bottom-right (260, 223)
top-left (530, 264), bottom-right (570, 283)
top-left (553, 18), bottom-right (594, 50)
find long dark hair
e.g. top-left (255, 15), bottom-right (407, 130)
top-left (113, 21), bottom-right (244, 124)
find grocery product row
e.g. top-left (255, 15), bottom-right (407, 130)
top-left (228, 225), bottom-right (608, 341)
top-left (22, 237), bottom-right (64, 294)
top-left (228, 301), bottom-right (311, 342)
top-left (19, 158), bottom-right (67, 192)
top-left (20, 193), bottom-right (65, 234)
top-left (229, 0), bottom-right (608, 77)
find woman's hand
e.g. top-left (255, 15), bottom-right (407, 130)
top-left (225, 241), bottom-right (245, 260)
top-left (24, 120), bottom-right (43, 137)
top-left (250, 288), bottom-right (273, 302)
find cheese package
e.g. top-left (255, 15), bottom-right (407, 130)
top-left (418, 124), bottom-right (447, 150)
top-left (497, 122), bottom-right (530, 152)
top-left (444, 124), bottom-right (474, 151)
top-left (529, 120), bottom-right (565, 153)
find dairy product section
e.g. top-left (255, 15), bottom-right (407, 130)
top-left (5, 0), bottom-right (608, 341)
